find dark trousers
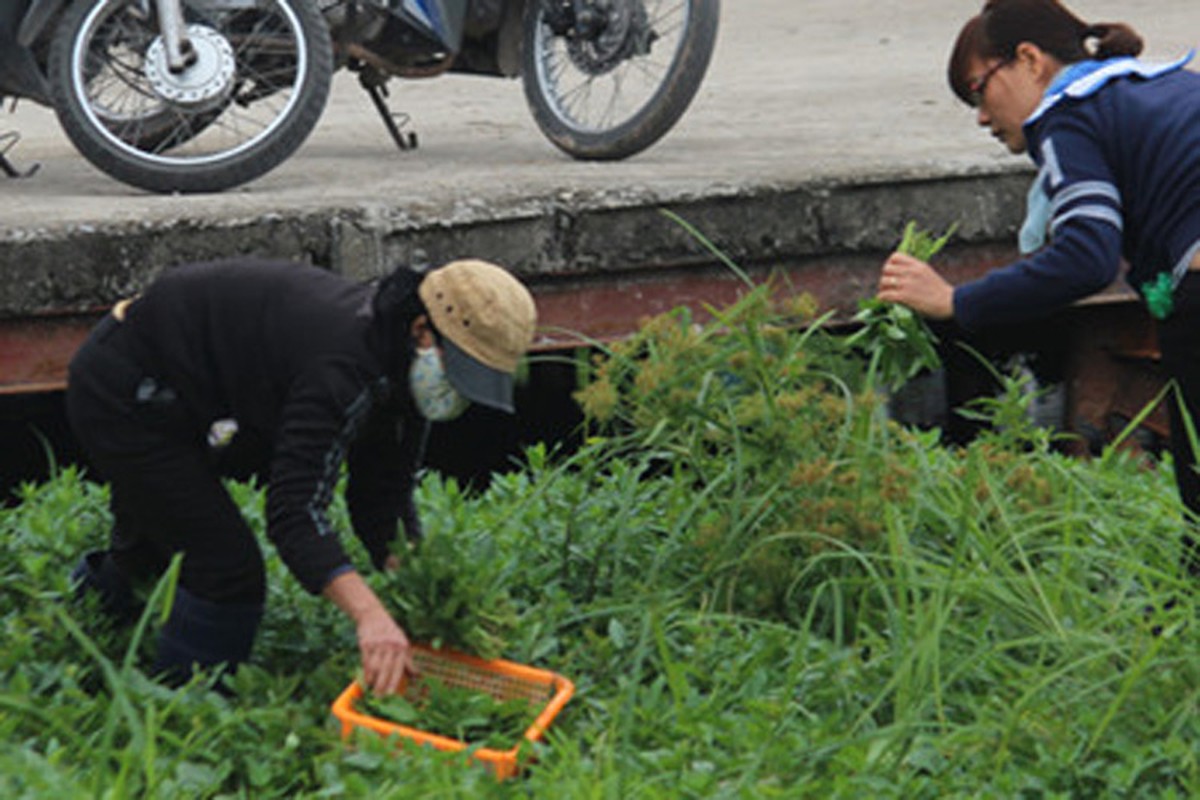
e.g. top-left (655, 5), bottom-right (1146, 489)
top-left (929, 317), bottom-right (1068, 446)
top-left (1156, 273), bottom-right (1200, 578)
top-left (65, 315), bottom-right (267, 605)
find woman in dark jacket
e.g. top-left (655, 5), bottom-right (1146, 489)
top-left (876, 0), bottom-right (1200, 577)
top-left (66, 257), bottom-right (537, 692)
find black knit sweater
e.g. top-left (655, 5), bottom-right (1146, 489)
top-left (121, 258), bottom-right (426, 594)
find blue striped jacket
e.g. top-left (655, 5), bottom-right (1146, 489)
top-left (954, 52), bottom-right (1200, 328)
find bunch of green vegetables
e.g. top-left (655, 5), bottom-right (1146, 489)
top-left (360, 675), bottom-right (533, 748)
top-left (378, 500), bottom-right (519, 660)
top-left (846, 221), bottom-right (956, 391)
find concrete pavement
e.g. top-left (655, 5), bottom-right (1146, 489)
top-left (0, 0), bottom-right (1197, 315)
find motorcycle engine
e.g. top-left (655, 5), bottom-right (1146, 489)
top-left (321, 0), bottom-right (387, 45)
top-left (324, 0), bottom-right (487, 70)
top-left (463, 0), bottom-right (505, 38)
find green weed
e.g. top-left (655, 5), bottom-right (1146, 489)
top-left (1, 224), bottom-right (1197, 796)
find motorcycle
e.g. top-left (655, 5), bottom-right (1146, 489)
top-left (0, 0), bottom-right (720, 193)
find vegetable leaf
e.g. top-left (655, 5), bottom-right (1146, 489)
top-left (847, 221), bottom-right (957, 391)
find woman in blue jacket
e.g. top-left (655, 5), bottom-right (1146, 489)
top-left (876, 0), bottom-right (1200, 577)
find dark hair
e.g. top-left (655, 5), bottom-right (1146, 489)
top-left (369, 264), bottom-right (429, 378)
top-left (948, 0), bottom-right (1144, 104)
top-left (372, 264), bottom-right (426, 322)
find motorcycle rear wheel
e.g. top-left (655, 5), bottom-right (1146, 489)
top-left (48, 0), bottom-right (332, 193)
top-left (522, 0), bottom-right (719, 160)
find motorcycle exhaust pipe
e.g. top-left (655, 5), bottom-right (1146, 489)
top-left (342, 42), bottom-right (456, 79)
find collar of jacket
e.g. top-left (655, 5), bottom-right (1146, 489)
top-left (1024, 50), bottom-right (1195, 129)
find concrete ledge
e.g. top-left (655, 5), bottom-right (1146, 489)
top-left (0, 166), bottom-right (1031, 317)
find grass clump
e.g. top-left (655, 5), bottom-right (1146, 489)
top-left (0, 221), bottom-right (1197, 797)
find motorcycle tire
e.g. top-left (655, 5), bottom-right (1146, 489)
top-left (48, 0), bottom-right (333, 193)
top-left (521, 0), bottom-right (719, 161)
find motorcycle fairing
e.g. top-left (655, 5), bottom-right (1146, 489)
top-left (1, 0), bottom-right (51, 103)
top-left (392, 0), bottom-right (467, 53)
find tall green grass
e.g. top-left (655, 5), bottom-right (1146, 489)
top-left (1, 262), bottom-right (1197, 797)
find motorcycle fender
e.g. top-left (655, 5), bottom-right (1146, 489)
top-left (16, 0), bottom-right (67, 47)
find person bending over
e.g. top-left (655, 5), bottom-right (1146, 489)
top-left (875, 0), bottom-right (1200, 577)
top-left (67, 257), bottom-right (537, 692)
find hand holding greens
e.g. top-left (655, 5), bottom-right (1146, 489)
top-left (847, 221), bottom-right (957, 391)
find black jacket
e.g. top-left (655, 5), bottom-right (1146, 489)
top-left (121, 258), bottom-right (426, 594)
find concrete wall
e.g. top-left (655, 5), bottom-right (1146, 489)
top-left (0, 168), bottom-right (1031, 317)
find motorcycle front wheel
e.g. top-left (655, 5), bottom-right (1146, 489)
top-left (522, 0), bottom-right (719, 160)
top-left (48, 0), bottom-right (332, 193)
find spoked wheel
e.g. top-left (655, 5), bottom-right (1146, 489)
top-left (522, 0), bottom-right (719, 160)
top-left (48, 0), bottom-right (332, 193)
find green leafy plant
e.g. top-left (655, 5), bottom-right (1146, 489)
top-left (846, 221), bottom-right (957, 391)
top-left (2, 219), bottom-right (1198, 798)
top-left (360, 675), bottom-right (534, 748)
top-left (378, 492), bottom-right (519, 660)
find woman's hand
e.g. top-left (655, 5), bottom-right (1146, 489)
top-left (877, 252), bottom-right (956, 320)
top-left (323, 569), bottom-right (414, 695)
top-left (354, 607), bottom-right (413, 695)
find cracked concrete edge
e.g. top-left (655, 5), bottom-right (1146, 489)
top-left (0, 166), bottom-right (1032, 317)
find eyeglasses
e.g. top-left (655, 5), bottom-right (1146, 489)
top-left (967, 59), bottom-right (1011, 107)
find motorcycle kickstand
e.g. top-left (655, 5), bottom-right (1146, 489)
top-left (358, 72), bottom-right (418, 152)
top-left (0, 129), bottom-right (40, 179)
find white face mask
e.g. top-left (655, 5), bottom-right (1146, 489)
top-left (409, 346), bottom-right (470, 421)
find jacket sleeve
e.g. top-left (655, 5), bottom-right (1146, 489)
top-left (345, 402), bottom-right (430, 571)
top-left (953, 114), bottom-right (1125, 330)
top-left (266, 361), bottom-right (378, 595)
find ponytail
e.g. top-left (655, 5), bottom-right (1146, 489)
top-left (1084, 23), bottom-right (1144, 59)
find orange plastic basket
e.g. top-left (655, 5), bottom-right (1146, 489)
top-left (331, 644), bottom-right (575, 780)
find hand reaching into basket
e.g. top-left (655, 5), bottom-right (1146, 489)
top-left (356, 607), bottom-right (414, 695)
top-left (323, 569), bottom-right (416, 694)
